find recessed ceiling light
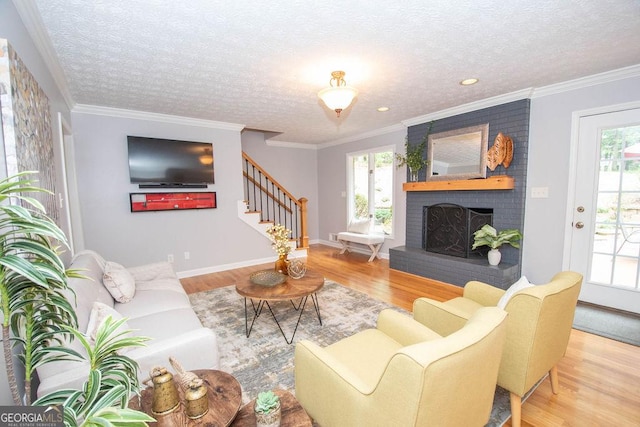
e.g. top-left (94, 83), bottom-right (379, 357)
top-left (460, 78), bottom-right (479, 86)
top-left (377, 107), bottom-right (390, 112)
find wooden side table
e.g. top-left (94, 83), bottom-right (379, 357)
top-left (129, 369), bottom-right (242, 427)
top-left (231, 389), bottom-right (312, 427)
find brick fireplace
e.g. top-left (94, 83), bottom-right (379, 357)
top-left (389, 99), bottom-right (529, 289)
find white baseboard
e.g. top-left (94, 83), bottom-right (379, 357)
top-left (176, 249), bottom-right (308, 279)
top-left (176, 240), bottom-right (388, 278)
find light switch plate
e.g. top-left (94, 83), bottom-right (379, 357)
top-left (531, 187), bottom-right (549, 198)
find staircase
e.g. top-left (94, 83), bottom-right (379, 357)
top-left (238, 152), bottom-right (309, 257)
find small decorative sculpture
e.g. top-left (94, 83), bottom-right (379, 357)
top-left (287, 259), bottom-right (307, 279)
top-left (487, 132), bottom-right (513, 171)
top-left (502, 134), bottom-right (514, 168)
top-left (169, 356), bottom-right (199, 392)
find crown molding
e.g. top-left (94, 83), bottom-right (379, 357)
top-left (327, 64), bottom-right (640, 145)
top-left (72, 104), bottom-right (246, 131)
top-left (531, 63), bottom-right (640, 98)
top-left (266, 139), bottom-right (319, 150)
top-left (319, 123), bottom-right (406, 149)
top-left (12, 0), bottom-right (75, 110)
top-left (401, 88), bottom-right (535, 128)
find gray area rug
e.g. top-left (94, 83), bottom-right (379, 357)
top-left (573, 302), bottom-right (640, 346)
top-left (189, 281), bottom-right (539, 426)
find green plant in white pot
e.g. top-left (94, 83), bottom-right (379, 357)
top-left (254, 390), bottom-right (281, 427)
top-left (472, 224), bottom-right (522, 266)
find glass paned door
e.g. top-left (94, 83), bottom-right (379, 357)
top-left (591, 125), bottom-right (640, 289)
top-left (570, 107), bottom-right (640, 313)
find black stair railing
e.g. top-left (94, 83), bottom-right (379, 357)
top-left (242, 152), bottom-right (308, 249)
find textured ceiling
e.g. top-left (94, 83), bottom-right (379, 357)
top-left (30, 0), bottom-right (640, 145)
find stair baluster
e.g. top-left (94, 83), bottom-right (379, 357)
top-left (242, 152), bottom-right (308, 249)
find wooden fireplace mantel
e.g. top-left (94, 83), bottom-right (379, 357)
top-left (402, 175), bottom-right (515, 192)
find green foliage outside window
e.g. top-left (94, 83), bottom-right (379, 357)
top-left (354, 193), bottom-right (368, 219)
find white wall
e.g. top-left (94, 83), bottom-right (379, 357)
top-left (70, 111), bottom-right (276, 274)
top-left (317, 127), bottom-right (408, 255)
top-left (241, 131), bottom-right (320, 241)
top-left (524, 75), bottom-right (640, 283)
top-left (0, 0), bottom-right (74, 263)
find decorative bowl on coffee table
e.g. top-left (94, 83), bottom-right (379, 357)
top-left (250, 270), bottom-right (287, 287)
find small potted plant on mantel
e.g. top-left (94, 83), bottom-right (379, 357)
top-left (472, 224), bottom-right (523, 266)
top-left (396, 122), bottom-right (433, 182)
top-left (254, 390), bottom-right (281, 427)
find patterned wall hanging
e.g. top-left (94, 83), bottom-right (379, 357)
top-left (0, 38), bottom-right (59, 225)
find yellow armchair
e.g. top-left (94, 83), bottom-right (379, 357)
top-left (294, 307), bottom-right (507, 427)
top-left (413, 271), bottom-right (583, 427)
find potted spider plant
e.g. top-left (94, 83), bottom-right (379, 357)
top-left (472, 224), bottom-right (522, 266)
top-left (0, 172), bottom-right (153, 425)
top-left (0, 172), bottom-right (80, 404)
top-left (34, 316), bottom-right (154, 426)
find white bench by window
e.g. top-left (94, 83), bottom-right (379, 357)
top-left (337, 219), bottom-right (385, 262)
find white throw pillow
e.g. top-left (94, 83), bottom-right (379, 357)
top-left (85, 302), bottom-right (130, 341)
top-left (497, 276), bottom-right (534, 309)
top-left (348, 218), bottom-right (371, 234)
top-left (103, 261), bottom-right (135, 303)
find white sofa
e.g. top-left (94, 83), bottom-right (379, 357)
top-left (36, 250), bottom-right (219, 397)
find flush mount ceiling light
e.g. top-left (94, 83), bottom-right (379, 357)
top-left (377, 106), bottom-right (390, 112)
top-left (318, 70), bottom-right (358, 117)
top-left (460, 78), bottom-right (479, 86)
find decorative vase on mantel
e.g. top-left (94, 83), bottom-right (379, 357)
top-left (408, 167), bottom-right (420, 182)
top-left (274, 254), bottom-right (289, 275)
top-left (487, 248), bottom-right (502, 266)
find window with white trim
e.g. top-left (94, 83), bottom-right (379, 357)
top-left (347, 146), bottom-right (394, 236)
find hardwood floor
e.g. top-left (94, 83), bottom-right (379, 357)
top-left (180, 244), bottom-right (640, 426)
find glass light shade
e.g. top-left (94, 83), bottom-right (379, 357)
top-left (318, 86), bottom-right (358, 111)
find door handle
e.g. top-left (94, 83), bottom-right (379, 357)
top-left (575, 221), bottom-right (584, 229)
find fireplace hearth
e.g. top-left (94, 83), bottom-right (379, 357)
top-left (423, 203), bottom-right (493, 258)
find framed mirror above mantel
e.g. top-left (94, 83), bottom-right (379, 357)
top-left (427, 123), bottom-right (489, 181)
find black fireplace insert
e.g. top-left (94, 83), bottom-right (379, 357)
top-left (423, 203), bottom-right (493, 258)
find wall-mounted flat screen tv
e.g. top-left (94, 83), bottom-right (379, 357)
top-left (127, 136), bottom-right (214, 187)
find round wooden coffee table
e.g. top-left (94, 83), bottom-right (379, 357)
top-left (231, 389), bottom-right (312, 427)
top-left (235, 269), bottom-right (324, 344)
top-left (129, 369), bottom-right (242, 426)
